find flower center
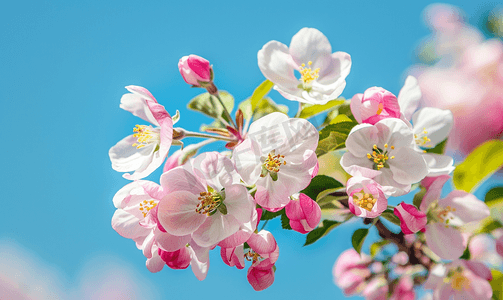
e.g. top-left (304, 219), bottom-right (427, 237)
top-left (244, 249), bottom-right (262, 264)
top-left (195, 186), bottom-right (225, 216)
top-left (353, 192), bottom-right (377, 211)
top-left (376, 103), bottom-right (384, 115)
top-left (428, 203), bottom-right (457, 227)
top-left (414, 128), bottom-right (431, 148)
top-left (366, 144), bottom-right (395, 170)
top-left (132, 125), bottom-right (160, 149)
top-left (260, 151), bottom-right (287, 181)
top-left (139, 199), bottom-right (158, 218)
top-left (448, 268), bottom-right (470, 291)
top-left (299, 61), bottom-right (320, 90)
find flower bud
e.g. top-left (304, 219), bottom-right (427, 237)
top-left (394, 202), bottom-right (427, 234)
top-left (350, 87), bottom-right (401, 125)
top-left (284, 193), bottom-right (321, 234)
top-left (178, 55), bottom-right (213, 87)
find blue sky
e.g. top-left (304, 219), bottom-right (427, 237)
top-left (0, 1), bottom-right (499, 299)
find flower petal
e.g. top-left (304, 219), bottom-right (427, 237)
top-left (397, 76), bottom-right (421, 120)
top-left (157, 191), bottom-right (207, 236)
top-left (257, 41), bottom-right (298, 91)
top-left (412, 107), bottom-right (453, 147)
top-left (442, 190), bottom-right (490, 224)
top-left (109, 135), bottom-right (155, 173)
top-left (389, 147), bottom-right (428, 184)
top-left (425, 223), bottom-right (465, 260)
top-left (289, 28), bottom-right (332, 68)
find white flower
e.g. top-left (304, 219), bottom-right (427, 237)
top-left (232, 112), bottom-right (318, 210)
top-left (340, 118), bottom-right (429, 196)
top-left (258, 28), bottom-right (351, 105)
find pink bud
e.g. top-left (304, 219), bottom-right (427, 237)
top-left (496, 236), bottom-right (503, 258)
top-left (247, 259), bottom-right (275, 291)
top-left (394, 202), bottom-right (427, 234)
top-left (285, 194), bottom-right (322, 234)
top-left (178, 55), bottom-right (212, 86)
top-left (350, 87), bottom-right (401, 125)
top-left (158, 247), bottom-right (190, 269)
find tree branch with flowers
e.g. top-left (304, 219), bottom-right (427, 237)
top-left (109, 7), bottom-right (503, 298)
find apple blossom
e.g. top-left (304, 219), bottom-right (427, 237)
top-left (420, 176), bottom-right (490, 260)
top-left (157, 152), bottom-right (254, 247)
top-left (346, 176), bottom-right (387, 218)
top-left (258, 28), bottom-right (351, 105)
top-left (109, 86), bottom-right (174, 180)
top-left (362, 277), bottom-right (388, 300)
top-left (232, 112), bottom-right (318, 210)
top-left (340, 118), bottom-right (429, 196)
top-left (333, 249), bottom-right (371, 295)
top-left (350, 87), bottom-right (401, 125)
top-left (424, 260), bottom-right (493, 300)
top-left (390, 276), bottom-right (415, 300)
top-left (284, 193), bottom-right (321, 233)
top-left (178, 55), bottom-right (213, 87)
top-left (394, 202), bottom-right (427, 234)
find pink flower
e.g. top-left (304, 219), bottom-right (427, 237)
top-left (424, 260), bottom-right (493, 300)
top-left (394, 202), bottom-right (427, 234)
top-left (350, 87), bottom-right (401, 125)
top-left (496, 236), bottom-right (503, 258)
top-left (362, 277), bottom-right (388, 300)
top-left (110, 181), bottom-right (192, 272)
top-left (346, 176), bottom-right (387, 218)
top-left (232, 112), bottom-right (318, 210)
top-left (390, 276), bottom-right (415, 300)
top-left (178, 55), bottom-right (212, 87)
top-left (333, 249), bottom-right (371, 295)
top-left (157, 152), bottom-right (254, 247)
top-left (220, 230), bottom-right (279, 291)
top-left (109, 86), bottom-right (173, 180)
top-left (284, 193), bottom-right (321, 233)
top-left (420, 176), bottom-right (490, 260)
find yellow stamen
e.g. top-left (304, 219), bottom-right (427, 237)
top-left (451, 270), bottom-right (470, 291)
top-left (299, 61), bottom-right (320, 88)
top-left (195, 187), bottom-right (222, 216)
top-left (132, 125), bottom-right (160, 149)
top-left (376, 103), bottom-right (384, 115)
top-left (353, 192), bottom-right (378, 212)
top-left (139, 199), bottom-right (158, 218)
top-left (263, 152), bottom-right (286, 173)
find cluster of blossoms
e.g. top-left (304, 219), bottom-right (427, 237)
top-left (109, 19), bottom-right (502, 296)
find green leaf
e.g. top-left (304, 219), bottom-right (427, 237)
top-left (260, 208), bottom-right (283, 221)
top-left (380, 209), bottom-right (401, 226)
top-left (474, 217), bottom-right (503, 234)
top-left (484, 188), bottom-right (503, 224)
top-left (172, 110), bottom-right (181, 124)
top-left (453, 140), bottom-right (503, 193)
top-left (187, 91), bottom-right (234, 119)
top-left (486, 187), bottom-right (503, 204)
top-left (329, 114), bottom-right (352, 125)
top-left (298, 99), bottom-right (345, 119)
top-left (490, 269), bottom-right (503, 300)
top-left (238, 97), bottom-right (288, 121)
top-left (424, 139), bottom-right (447, 154)
top-left (300, 175), bottom-right (344, 201)
top-left (304, 220), bottom-right (342, 246)
top-left (280, 211), bottom-right (292, 230)
top-left (352, 228), bottom-right (369, 254)
top-left (460, 245), bottom-right (471, 260)
top-left (370, 240), bottom-right (390, 258)
top-left (250, 80), bottom-right (274, 113)
top-left (413, 187), bottom-right (427, 209)
top-left (316, 121), bottom-right (357, 156)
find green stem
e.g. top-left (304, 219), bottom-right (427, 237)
top-left (183, 130), bottom-right (234, 142)
top-left (213, 93), bottom-right (237, 129)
